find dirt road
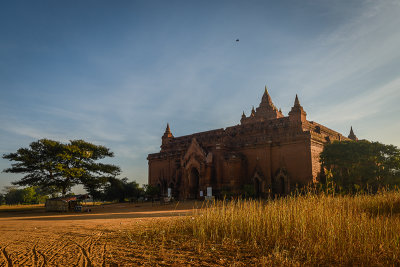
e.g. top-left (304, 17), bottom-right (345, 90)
top-left (0, 202), bottom-right (195, 266)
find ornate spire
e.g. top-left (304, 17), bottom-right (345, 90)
top-left (242, 111), bottom-right (246, 118)
top-left (294, 94), bottom-right (300, 106)
top-left (260, 85), bottom-right (274, 107)
top-left (241, 85), bottom-right (284, 124)
top-left (348, 126), bottom-right (358, 141)
top-left (163, 123), bottom-right (173, 138)
top-left (289, 94), bottom-right (306, 123)
top-left (165, 123), bottom-right (171, 134)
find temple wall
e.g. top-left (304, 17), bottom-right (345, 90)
top-left (148, 157), bottom-right (179, 188)
top-left (310, 140), bottom-right (325, 182)
top-left (239, 146), bottom-right (271, 184)
top-left (270, 139), bottom-right (313, 186)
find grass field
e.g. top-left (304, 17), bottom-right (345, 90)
top-left (130, 190), bottom-right (400, 265)
top-left (0, 191), bottom-right (399, 265)
top-left (0, 204), bottom-right (44, 212)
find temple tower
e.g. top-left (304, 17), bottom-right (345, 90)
top-left (255, 86), bottom-right (284, 120)
top-left (161, 123), bottom-right (174, 148)
top-left (288, 94), bottom-right (307, 123)
top-left (241, 86), bottom-right (284, 124)
top-left (348, 126), bottom-right (358, 141)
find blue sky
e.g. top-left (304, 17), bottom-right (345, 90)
top-left (1, 0), bottom-right (400, 193)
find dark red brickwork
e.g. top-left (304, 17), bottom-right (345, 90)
top-left (148, 87), bottom-right (350, 199)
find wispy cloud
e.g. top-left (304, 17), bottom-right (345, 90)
top-left (312, 77), bottom-right (400, 124)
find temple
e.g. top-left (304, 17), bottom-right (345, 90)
top-left (147, 87), bottom-right (355, 199)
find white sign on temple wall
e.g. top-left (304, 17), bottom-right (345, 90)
top-left (207, 187), bottom-right (212, 197)
top-left (167, 188), bottom-right (171, 197)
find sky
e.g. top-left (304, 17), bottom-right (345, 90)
top-left (1, 0), bottom-right (400, 193)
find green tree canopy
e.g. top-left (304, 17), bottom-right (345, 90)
top-left (2, 186), bottom-right (47, 205)
top-left (3, 139), bottom-right (121, 195)
top-left (320, 140), bottom-right (400, 193)
top-left (143, 184), bottom-right (160, 200)
top-left (103, 177), bottom-right (143, 202)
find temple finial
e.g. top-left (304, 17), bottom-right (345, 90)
top-left (251, 106), bottom-right (255, 116)
top-left (165, 123), bottom-right (171, 134)
top-left (163, 123), bottom-right (173, 138)
top-left (348, 126), bottom-right (358, 141)
top-left (260, 86), bottom-right (274, 107)
top-left (294, 94), bottom-right (300, 106)
top-left (289, 94), bottom-right (307, 122)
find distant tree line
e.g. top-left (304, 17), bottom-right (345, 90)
top-left (0, 181), bottom-right (161, 205)
top-left (0, 186), bottom-right (48, 205)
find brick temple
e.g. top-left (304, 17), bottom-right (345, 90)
top-left (147, 87), bottom-right (356, 199)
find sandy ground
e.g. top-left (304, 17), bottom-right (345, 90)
top-left (0, 201), bottom-right (197, 266)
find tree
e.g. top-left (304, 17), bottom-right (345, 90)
top-left (3, 186), bottom-right (25, 205)
top-left (2, 186), bottom-right (48, 205)
top-left (3, 139), bottom-right (121, 195)
top-left (103, 177), bottom-right (143, 202)
top-left (143, 184), bottom-right (160, 200)
top-left (320, 140), bottom-right (400, 193)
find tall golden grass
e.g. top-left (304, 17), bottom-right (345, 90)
top-left (0, 204), bottom-right (44, 211)
top-left (148, 191), bottom-right (400, 265)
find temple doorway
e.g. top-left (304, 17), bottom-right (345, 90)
top-left (273, 168), bottom-right (288, 196)
top-left (254, 178), bottom-right (261, 197)
top-left (280, 176), bottom-right (286, 195)
top-left (189, 167), bottom-right (200, 199)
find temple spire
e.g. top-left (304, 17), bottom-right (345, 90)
top-left (294, 94), bottom-right (300, 106)
top-left (165, 123), bottom-right (171, 134)
top-left (289, 94), bottom-right (307, 123)
top-left (348, 126), bottom-right (358, 141)
top-left (261, 85), bottom-right (274, 107)
top-left (163, 123), bottom-right (173, 138)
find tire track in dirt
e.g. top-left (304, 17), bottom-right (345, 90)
top-left (73, 235), bottom-right (94, 267)
top-left (36, 249), bottom-right (46, 267)
top-left (1, 246), bottom-right (12, 267)
top-left (46, 243), bottom-right (70, 265)
top-left (31, 244), bottom-right (38, 267)
top-left (102, 243), bottom-right (107, 267)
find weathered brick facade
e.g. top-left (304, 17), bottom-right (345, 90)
top-left (147, 87), bottom-right (352, 199)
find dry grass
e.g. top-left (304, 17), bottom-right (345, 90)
top-left (135, 191), bottom-right (400, 266)
top-left (0, 204), bottom-right (44, 211)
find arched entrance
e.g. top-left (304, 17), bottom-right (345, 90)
top-left (254, 178), bottom-right (261, 198)
top-left (189, 167), bottom-right (200, 199)
top-left (273, 168), bottom-right (289, 196)
top-left (156, 183), bottom-right (161, 197)
top-left (252, 171), bottom-right (263, 198)
top-left (280, 176), bottom-right (286, 195)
